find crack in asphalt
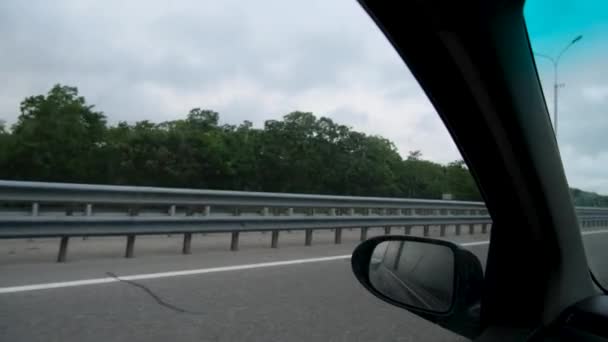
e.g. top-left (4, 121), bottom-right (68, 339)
top-left (106, 272), bottom-right (206, 315)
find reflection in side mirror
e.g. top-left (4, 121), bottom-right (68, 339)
top-left (351, 236), bottom-right (483, 339)
top-left (369, 240), bottom-right (455, 313)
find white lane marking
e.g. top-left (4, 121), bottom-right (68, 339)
top-left (2, 230), bottom-right (607, 295)
top-left (0, 241), bottom-right (492, 294)
top-left (120, 255), bottom-right (350, 282)
top-left (582, 229), bottom-right (608, 236)
top-left (0, 255), bottom-right (350, 294)
top-left (0, 278), bottom-right (118, 294)
top-left (460, 241), bottom-right (489, 247)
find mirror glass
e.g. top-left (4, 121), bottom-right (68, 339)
top-left (369, 240), bottom-right (455, 312)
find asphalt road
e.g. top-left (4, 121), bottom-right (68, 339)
top-left (0, 228), bottom-right (605, 342)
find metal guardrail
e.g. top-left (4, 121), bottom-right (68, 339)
top-left (1, 180), bottom-right (607, 262)
top-left (0, 180), bottom-right (486, 209)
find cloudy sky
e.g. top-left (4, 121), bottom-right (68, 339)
top-left (0, 0), bottom-right (606, 193)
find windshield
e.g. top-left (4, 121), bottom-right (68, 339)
top-left (0, 1), bottom-right (488, 341)
top-left (525, 0), bottom-right (608, 289)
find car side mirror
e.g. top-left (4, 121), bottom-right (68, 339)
top-left (351, 236), bottom-right (484, 339)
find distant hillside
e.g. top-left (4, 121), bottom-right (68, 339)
top-left (571, 188), bottom-right (608, 207)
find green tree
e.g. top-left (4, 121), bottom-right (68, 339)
top-left (444, 160), bottom-right (481, 200)
top-left (0, 84), bottom-right (495, 202)
top-left (0, 121), bottom-right (11, 178)
top-left (7, 84), bottom-right (107, 182)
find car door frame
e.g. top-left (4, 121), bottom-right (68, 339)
top-left (358, 0), bottom-right (598, 334)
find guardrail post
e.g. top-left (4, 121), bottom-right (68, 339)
top-left (347, 208), bottom-right (355, 231)
top-left (31, 202), bottom-right (39, 216)
top-left (360, 227), bottom-right (368, 241)
top-left (482, 223), bottom-right (488, 234)
top-left (286, 208), bottom-right (294, 233)
top-left (334, 228), bottom-right (342, 244)
top-left (360, 208), bottom-right (372, 241)
top-left (271, 231), bottom-right (280, 248)
top-left (384, 226), bottom-right (391, 235)
top-left (57, 236), bottom-right (69, 262)
top-left (262, 207), bottom-right (279, 248)
top-left (329, 209), bottom-right (342, 244)
top-left (128, 207), bottom-right (139, 217)
top-left (305, 229), bottom-right (313, 246)
top-left (303, 207), bottom-right (315, 246)
top-left (423, 225), bottom-right (429, 236)
top-left (230, 232), bottom-right (240, 251)
top-left (125, 235), bottom-right (136, 258)
top-left (440, 224), bottom-right (446, 237)
top-left (182, 233), bottom-right (192, 254)
top-left (230, 206), bottom-right (241, 251)
top-left (393, 242), bottom-right (405, 270)
top-left (469, 224), bottom-right (475, 235)
top-left (455, 224), bottom-right (461, 236)
top-left (404, 226), bottom-right (411, 235)
top-left (27, 203), bottom-right (39, 242)
top-left (82, 204), bottom-right (93, 240)
top-left (166, 205), bottom-right (176, 238)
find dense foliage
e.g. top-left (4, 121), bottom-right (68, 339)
top-left (570, 188), bottom-right (608, 207)
top-left (0, 84), bottom-right (489, 201)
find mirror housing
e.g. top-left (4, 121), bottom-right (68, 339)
top-left (351, 235), bottom-right (484, 338)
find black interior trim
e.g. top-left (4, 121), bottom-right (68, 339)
top-left (357, 0), bottom-right (596, 332)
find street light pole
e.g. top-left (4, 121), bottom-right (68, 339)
top-left (534, 35), bottom-right (582, 138)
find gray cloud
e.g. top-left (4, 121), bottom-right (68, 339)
top-left (535, 49), bottom-right (608, 192)
top-left (2, 0), bottom-right (607, 193)
top-left (0, 0), bottom-right (400, 121)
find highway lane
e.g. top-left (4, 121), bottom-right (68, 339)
top-left (0, 228), bottom-right (490, 287)
top-left (0, 229), bottom-right (605, 342)
top-left (0, 247), bottom-right (478, 342)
